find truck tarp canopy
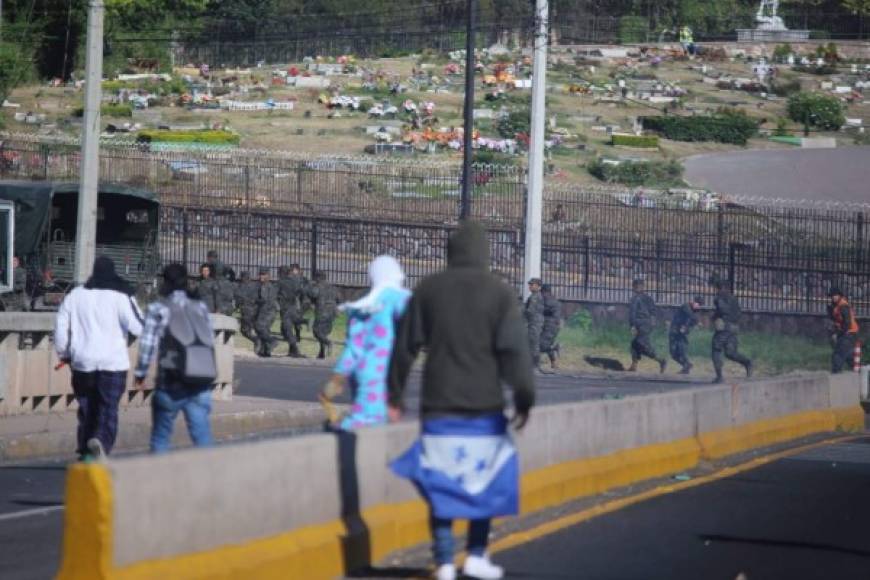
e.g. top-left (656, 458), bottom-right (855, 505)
top-left (0, 181), bottom-right (157, 257)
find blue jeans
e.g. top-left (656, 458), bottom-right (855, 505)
top-left (430, 516), bottom-right (491, 566)
top-left (150, 386), bottom-right (213, 453)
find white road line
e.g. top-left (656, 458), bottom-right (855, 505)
top-left (0, 505), bottom-right (64, 522)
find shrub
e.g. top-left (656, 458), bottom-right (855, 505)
top-left (618, 16), bottom-right (649, 44)
top-left (0, 44), bottom-right (32, 103)
top-left (136, 129), bottom-right (240, 145)
top-left (497, 110), bottom-right (530, 139)
top-left (772, 43), bottom-right (793, 62)
top-left (773, 117), bottom-right (791, 137)
top-left (641, 110), bottom-right (758, 145)
top-left (611, 134), bottom-right (659, 148)
top-left (588, 157), bottom-right (683, 187)
top-left (792, 63), bottom-right (837, 76)
top-left (73, 103), bottom-right (133, 117)
top-left (770, 78), bottom-right (802, 97)
top-left (786, 92), bottom-right (845, 131)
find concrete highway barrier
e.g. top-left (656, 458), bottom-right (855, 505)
top-left (57, 372), bottom-right (863, 580)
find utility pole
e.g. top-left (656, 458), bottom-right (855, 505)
top-left (74, 0), bottom-right (105, 284)
top-left (523, 0), bottom-right (548, 298)
top-left (460, 0), bottom-right (476, 220)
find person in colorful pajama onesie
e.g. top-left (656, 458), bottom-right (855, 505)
top-left (321, 255), bottom-right (410, 430)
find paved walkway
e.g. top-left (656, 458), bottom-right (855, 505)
top-left (684, 147), bottom-right (870, 205)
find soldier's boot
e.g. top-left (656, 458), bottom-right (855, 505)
top-left (712, 373), bottom-right (724, 384)
top-left (548, 352), bottom-right (559, 370)
top-left (658, 358), bottom-right (667, 374)
top-left (679, 362), bottom-right (693, 375)
top-left (745, 360), bottom-right (753, 378)
top-left (627, 361), bottom-right (638, 372)
top-left (317, 342), bottom-right (326, 360)
top-left (287, 344), bottom-right (306, 359)
top-left (295, 325), bottom-right (303, 343)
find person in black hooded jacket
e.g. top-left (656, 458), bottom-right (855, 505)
top-left (388, 221), bottom-right (535, 580)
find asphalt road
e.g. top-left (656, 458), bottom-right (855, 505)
top-left (684, 148), bottom-right (870, 205)
top-left (233, 360), bottom-right (706, 412)
top-left (492, 436), bottom-right (870, 580)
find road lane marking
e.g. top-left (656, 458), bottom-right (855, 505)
top-left (0, 505), bottom-right (64, 522)
top-left (488, 434), bottom-right (863, 555)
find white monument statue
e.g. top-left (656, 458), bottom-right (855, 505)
top-left (756, 0), bottom-right (787, 31)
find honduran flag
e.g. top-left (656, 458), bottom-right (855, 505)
top-left (390, 413), bottom-right (519, 520)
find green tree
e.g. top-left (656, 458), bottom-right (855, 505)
top-left (786, 92), bottom-right (846, 133)
top-left (841, 0), bottom-right (870, 15)
top-left (0, 44), bottom-right (31, 103)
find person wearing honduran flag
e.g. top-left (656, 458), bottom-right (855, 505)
top-left (388, 221), bottom-right (536, 580)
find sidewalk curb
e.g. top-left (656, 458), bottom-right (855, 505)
top-left (0, 406), bottom-right (337, 464)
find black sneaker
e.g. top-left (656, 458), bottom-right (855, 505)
top-left (745, 361), bottom-right (754, 378)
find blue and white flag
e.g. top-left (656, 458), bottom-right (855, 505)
top-left (390, 413), bottom-right (519, 520)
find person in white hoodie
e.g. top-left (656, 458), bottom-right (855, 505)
top-left (54, 257), bottom-right (143, 460)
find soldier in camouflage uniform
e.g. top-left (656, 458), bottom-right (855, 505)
top-left (277, 266), bottom-right (305, 358)
top-left (710, 278), bottom-right (753, 384)
top-left (306, 271), bottom-right (338, 359)
top-left (539, 284), bottom-right (562, 370)
top-left (197, 264), bottom-right (219, 313)
top-left (1, 256), bottom-right (28, 311)
top-left (669, 295), bottom-right (703, 375)
top-left (628, 279), bottom-right (667, 373)
top-left (288, 264), bottom-right (310, 343)
top-left (254, 268), bottom-right (279, 357)
top-left (234, 271), bottom-right (259, 350)
top-left (524, 278), bottom-right (545, 368)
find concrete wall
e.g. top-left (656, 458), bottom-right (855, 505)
top-left (0, 313), bottom-right (237, 416)
top-left (56, 372), bottom-right (863, 579)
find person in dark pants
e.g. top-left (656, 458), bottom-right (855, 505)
top-left (669, 296), bottom-right (703, 375)
top-left (277, 265), bottom-right (306, 358)
top-left (628, 279), bottom-right (666, 373)
top-left (827, 287), bottom-right (860, 374)
top-left (254, 268), bottom-right (279, 357)
top-left (234, 271), bottom-right (259, 349)
top-left (307, 271), bottom-right (338, 359)
top-left (134, 263), bottom-right (215, 453)
top-left (711, 278), bottom-right (753, 384)
top-left (288, 264), bottom-right (310, 342)
top-left (54, 257), bottom-right (144, 460)
top-left (539, 284), bottom-right (562, 370)
top-left (524, 278), bottom-right (545, 369)
top-left (197, 264), bottom-right (218, 313)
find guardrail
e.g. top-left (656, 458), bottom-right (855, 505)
top-left (0, 313), bottom-right (237, 416)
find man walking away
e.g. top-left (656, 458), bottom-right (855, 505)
top-left (254, 268), bottom-right (279, 357)
top-left (389, 221), bottom-right (536, 580)
top-left (277, 265), bottom-right (305, 358)
top-left (670, 296), bottom-right (703, 375)
top-left (827, 287), bottom-right (860, 374)
top-left (524, 278), bottom-right (545, 369)
top-left (307, 271), bottom-right (338, 359)
top-left (628, 279), bottom-right (666, 373)
top-left (711, 278), bottom-right (753, 384)
top-left (54, 257), bottom-right (144, 460)
top-left (539, 284), bottom-right (562, 370)
top-left (134, 264), bottom-right (216, 453)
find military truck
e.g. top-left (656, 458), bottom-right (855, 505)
top-left (0, 181), bottom-right (160, 309)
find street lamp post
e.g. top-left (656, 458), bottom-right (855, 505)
top-left (460, 0), bottom-right (476, 220)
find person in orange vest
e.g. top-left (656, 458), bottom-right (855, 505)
top-left (827, 287), bottom-right (860, 374)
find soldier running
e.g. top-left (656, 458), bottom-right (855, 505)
top-left (669, 295), bottom-right (703, 375)
top-left (524, 278), bottom-right (545, 369)
top-left (710, 277), bottom-right (753, 384)
top-left (628, 279), bottom-right (667, 373)
top-left (539, 284), bottom-right (562, 370)
top-left (288, 264), bottom-right (310, 343)
top-left (254, 268), bottom-right (279, 358)
top-left (234, 272), bottom-right (259, 350)
top-left (827, 287), bottom-right (860, 374)
top-left (277, 265), bottom-right (306, 358)
top-left (307, 271), bottom-right (338, 359)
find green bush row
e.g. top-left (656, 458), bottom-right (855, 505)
top-left (136, 130), bottom-right (240, 145)
top-left (588, 157), bottom-right (683, 187)
top-left (641, 111), bottom-right (758, 145)
top-left (611, 134), bottom-right (659, 148)
top-left (73, 104), bottom-right (133, 118)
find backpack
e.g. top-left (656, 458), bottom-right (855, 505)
top-left (160, 298), bottom-right (217, 387)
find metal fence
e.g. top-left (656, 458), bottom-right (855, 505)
top-left (3, 135), bottom-right (869, 315)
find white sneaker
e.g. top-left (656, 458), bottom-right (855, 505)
top-left (434, 563), bottom-right (456, 580)
top-left (87, 438), bottom-right (106, 462)
top-left (463, 554), bottom-right (504, 579)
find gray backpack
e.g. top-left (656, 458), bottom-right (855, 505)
top-left (160, 299), bottom-right (217, 387)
